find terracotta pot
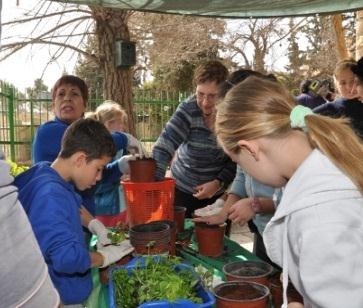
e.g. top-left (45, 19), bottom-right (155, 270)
top-left (214, 281), bottom-right (270, 308)
top-left (99, 253), bottom-right (133, 285)
top-left (150, 220), bottom-right (177, 256)
top-left (222, 261), bottom-right (274, 287)
top-left (129, 158), bottom-right (156, 182)
top-left (195, 222), bottom-right (226, 257)
top-left (129, 222), bottom-right (170, 255)
top-left (174, 206), bottom-right (186, 233)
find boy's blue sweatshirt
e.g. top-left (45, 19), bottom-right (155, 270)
top-left (32, 117), bottom-right (128, 214)
top-left (14, 162), bottom-right (92, 304)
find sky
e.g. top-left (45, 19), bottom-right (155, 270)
top-left (0, 1), bottom-right (80, 92)
top-left (0, 1), bottom-right (290, 94)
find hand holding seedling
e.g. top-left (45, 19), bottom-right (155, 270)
top-left (88, 219), bottom-right (112, 248)
top-left (98, 240), bottom-right (134, 268)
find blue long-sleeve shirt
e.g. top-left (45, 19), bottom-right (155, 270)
top-left (32, 117), bottom-right (128, 214)
top-left (229, 166), bottom-right (281, 235)
top-left (14, 162), bottom-right (92, 304)
top-left (152, 96), bottom-right (236, 194)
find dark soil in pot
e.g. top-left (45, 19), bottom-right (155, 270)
top-left (214, 281), bottom-right (270, 308)
top-left (223, 260), bottom-right (274, 287)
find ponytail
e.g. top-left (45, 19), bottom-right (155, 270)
top-left (305, 115), bottom-right (363, 194)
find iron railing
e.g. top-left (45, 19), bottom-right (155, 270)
top-left (0, 81), bottom-right (189, 164)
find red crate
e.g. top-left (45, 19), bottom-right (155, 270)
top-left (122, 178), bottom-right (175, 226)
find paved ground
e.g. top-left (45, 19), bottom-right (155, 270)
top-left (229, 222), bottom-right (254, 252)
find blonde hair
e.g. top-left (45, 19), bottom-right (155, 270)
top-left (216, 76), bottom-right (363, 193)
top-left (333, 58), bottom-right (357, 78)
top-left (86, 100), bottom-right (128, 129)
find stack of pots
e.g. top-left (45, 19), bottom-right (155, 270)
top-left (129, 222), bottom-right (170, 255)
top-left (149, 220), bottom-right (177, 255)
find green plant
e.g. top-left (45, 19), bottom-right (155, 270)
top-left (6, 160), bottom-right (29, 177)
top-left (107, 230), bottom-right (126, 245)
top-left (194, 264), bottom-right (214, 290)
top-left (112, 256), bottom-right (203, 308)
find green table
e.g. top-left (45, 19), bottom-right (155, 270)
top-left (86, 220), bottom-right (260, 307)
top-left (177, 219), bottom-right (259, 282)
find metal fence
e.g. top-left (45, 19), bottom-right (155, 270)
top-left (0, 81), bottom-right (188, 164)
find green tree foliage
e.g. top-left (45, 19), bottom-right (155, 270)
top-left (75, 35), bottom-right (104, 100)
top-left (26, 78), bottom-right (48, 99)
top-left (300, 15), bottom-right (337, 80)
top-left (284, 18), bottom-right (306, 93)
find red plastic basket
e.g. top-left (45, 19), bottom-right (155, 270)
top-left (122, 178), bottom-right (175, 227)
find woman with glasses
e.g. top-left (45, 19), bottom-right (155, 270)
top-left (152, 60), bottom-right (236, 218)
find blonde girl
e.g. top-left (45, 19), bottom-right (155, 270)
top-left (87, 100), bottom-right (128, 133)
top-left (216, 76), bottom-right (363, 308)
top-left (314, 58), bottom-right (363, 140)
top-left (86, 100), bottom-right (145, 156)
top-left (86, 101), bottom-right (145, 226)
top-left (332, 58), bottom-right (357, 100)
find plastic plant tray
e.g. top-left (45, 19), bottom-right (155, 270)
top-left (108, 256), bottom-right (215, 308)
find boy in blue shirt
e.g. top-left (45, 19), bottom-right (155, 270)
top-left (15, 118), bottom-right (134, 305)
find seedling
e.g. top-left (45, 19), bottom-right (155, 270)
top-left (112, 256), bottom-right (202, 307)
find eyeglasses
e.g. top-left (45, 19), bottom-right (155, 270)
top-left (196, 91), bottom-right (218, 102)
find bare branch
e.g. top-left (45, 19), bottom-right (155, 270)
top-left (1, 38), bottom-right (96, 62)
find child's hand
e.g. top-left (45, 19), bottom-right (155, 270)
top-left (98, 240), bottom-right (134, 267)
top-left (117, 154), bottom-right (139, 174)
top-left (88, 219), bottom-right (111, 248)
top-left (126, 133), bottom-right (147, 157)
top-left (227, 198), bottom-right (256, 224)
top-left (194, 198), bottom-right (225, 217)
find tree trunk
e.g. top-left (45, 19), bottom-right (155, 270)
top-left (254, 47), bottom-right (265, 73)
top-left (356, 11), bottom-right (363, 60)
top-left (332, 14), bottom-right (349, 60)
top-left (90, 7), bottom-right (136, 135)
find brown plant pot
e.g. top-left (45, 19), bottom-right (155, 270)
top-left (195, 222), bottom-right (226, 257)
top-left (129, 222), bottom-right (170, 255)
top-left (129, 158), bottom-right (156, 183)
top-left (214, 281), bottom-right (270, 308)
top-left (174, 206), bottom-right (186, 233)
top-left (150, 220), bottom-right (177, 256)
top-left (99, 253), bottom-right (133, 285)
top-left (222, 260), bottom-right (274, 287)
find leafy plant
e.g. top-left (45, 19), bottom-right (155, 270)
top-left (107, 230), bottom-right (126, 245)
top-left (6, 160), bottom-right (29, 177)
top-left (194, 264), bottom-right (214, 290)
top-left (112, 256), bottom-right (203, 308)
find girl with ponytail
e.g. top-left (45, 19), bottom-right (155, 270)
top-left (216, 76), bottom-right (363, 308)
